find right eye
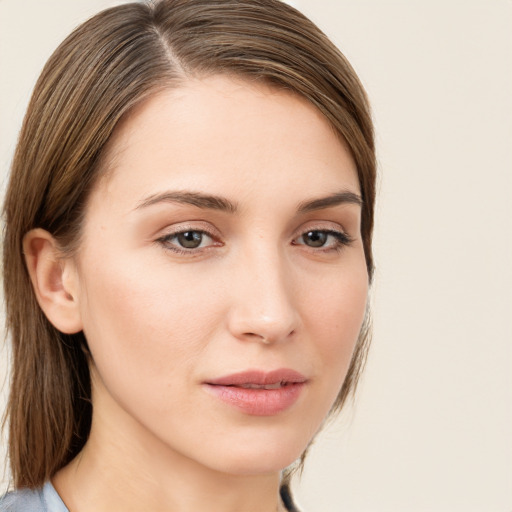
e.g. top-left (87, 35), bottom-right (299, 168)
top-left (158, 230), bottom-right (216, 252)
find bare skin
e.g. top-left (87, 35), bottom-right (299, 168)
top-left (26, 76), bottom-right (368, 512)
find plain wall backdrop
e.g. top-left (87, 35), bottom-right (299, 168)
top-left (1, 1), bottom-right (511, 511)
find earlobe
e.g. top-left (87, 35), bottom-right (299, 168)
top-left (23, 228), bottom-right (83, 334)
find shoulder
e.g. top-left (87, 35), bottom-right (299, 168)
top-left (0, 486), bottom-right (45, 512)
top-left (0, 482), bottom-right (68, 512)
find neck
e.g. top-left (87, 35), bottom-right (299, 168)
top-left (53, 376), bottom-right (287, 512)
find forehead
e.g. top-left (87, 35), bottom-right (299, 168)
top-left (95, 75), bottom-right (359, 207)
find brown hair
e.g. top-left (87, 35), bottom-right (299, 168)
top-left (2, 0), bottom-right (375, 494)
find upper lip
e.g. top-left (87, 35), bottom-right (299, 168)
top-left (206, 369), bottom-right (307, 386)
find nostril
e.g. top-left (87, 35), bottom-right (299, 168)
top-left (227, 293), bottom-right (299, 345)
top-left (242, 329), bottom-right (296, 345)
top-left (243, 332), bottom-right (271, 344)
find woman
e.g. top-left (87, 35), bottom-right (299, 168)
top-left (1, 0), bottom-right (375, 510)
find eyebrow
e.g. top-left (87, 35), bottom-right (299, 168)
top-left (297, 191), bottom-right (363, 213)
top-left (136, 191), bottom-right (238, 213)
top-left (135, 189), bottom-right (362, 214)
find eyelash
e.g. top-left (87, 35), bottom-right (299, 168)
top-left (156, 227), bottom-right (354, 256)
top-left (292, 229), bottom-right (354, 253)
top-left (156, 227), bottom-right (219, 256)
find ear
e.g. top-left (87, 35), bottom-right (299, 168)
top-left (23, 228), bottom-right (83, 334)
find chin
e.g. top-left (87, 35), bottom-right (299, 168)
top-left (215, 454), bottom-right (300, 477)
top-left (200, 428), bottom-right (313, 477)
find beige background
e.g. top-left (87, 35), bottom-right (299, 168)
top-left (1, 1), bottom-right (511, 511)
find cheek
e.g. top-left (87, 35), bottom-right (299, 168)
top-left (303, 261), bottom-right (368, 392)
top-left (324, 279), bottom-right (368, 348)
top-left (76, 251), bottom-right (222, 406)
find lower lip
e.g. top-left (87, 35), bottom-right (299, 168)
top-left (204, 383), bottom-right (305, 416)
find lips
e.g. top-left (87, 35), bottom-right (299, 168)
top-left (204, 369), bottom-right (307, 416)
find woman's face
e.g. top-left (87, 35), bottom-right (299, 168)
top-left (73, 76), bottom-right (368, 475)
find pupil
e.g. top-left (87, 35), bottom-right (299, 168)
top-left (177, 231), bottom-right (202, 248)
top-left (305, 230), bottom-right (327, 247)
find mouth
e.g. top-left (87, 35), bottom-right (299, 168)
top-left (203, 369), bottom-right (307, 416)
top-left (236, 382), bottom-right (289, 390)
top-left (206, 368), bottom-right (307, 386)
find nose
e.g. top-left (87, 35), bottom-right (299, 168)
top-left (226, 249), bottom-right (300, 345)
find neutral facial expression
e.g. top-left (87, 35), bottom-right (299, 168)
top-left (73, 75), bottom-right (369, 475)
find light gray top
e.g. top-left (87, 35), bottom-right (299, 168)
top-left (1, 481), bottom-right (299, 511)
top-left (0, 482), bottom-right (69, 512)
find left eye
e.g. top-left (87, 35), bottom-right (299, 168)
top-left (162, 230), bottom-right (214, 250)
top-left (294, 230), bottom-right (350, 249)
